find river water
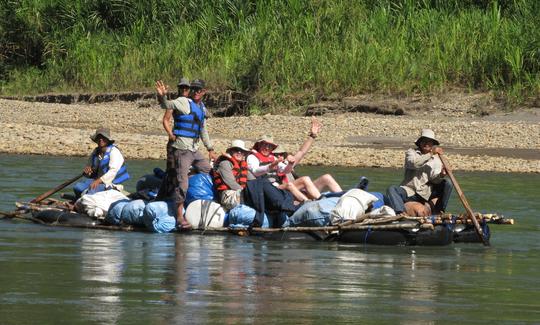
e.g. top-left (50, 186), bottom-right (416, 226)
top-left (0, 154), bottom-right (539, 324)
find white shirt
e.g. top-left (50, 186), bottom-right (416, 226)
top-left (87, 146), bottom-right (125, 186)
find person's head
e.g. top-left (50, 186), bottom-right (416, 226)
top-left (90, 128), bottom-right (114, 149)
top-left (272, 145), bottom-right (288, 160)
top-left (253, 135), bottom-right (277, 157)
top-left (415, 129), bottom-right (440, 154)
top-left (189, 79), bottom-right (206, 103)
top-left (226, 139), bottom-right (250, 161)
top-left (177, 77), bottom-right (190, 97)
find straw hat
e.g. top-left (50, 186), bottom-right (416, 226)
top-left (226, 139), bottom-right (250, 153)
top-left (253, 135), bottom-right (277, 150)
top-left (90, 127), bottom-right (114, 143)
top-left (415, 129), bottom-right (440, 146)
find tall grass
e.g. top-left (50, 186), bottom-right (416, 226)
top-left (0, 0), bottom-right (538, 105)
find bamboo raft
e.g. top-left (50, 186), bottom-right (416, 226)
top-left (2, 198), bottom-right (513, 246)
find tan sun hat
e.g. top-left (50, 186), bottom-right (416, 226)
top-left (272, 145), bottom-right (288, 155)
top-left (90, 127), bottom-right (114, 143)
top-left (227, 139), bottom-right (250, 153)
top-left (253, 135), bottom-right (277, 150)
top-left (415, 129), bottom-right (440, 146)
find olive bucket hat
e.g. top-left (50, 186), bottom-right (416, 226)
top-left (90, 127), bottom-right (114, 144)
top-left (177, 77), bottom-right (190, 88)
top-left (415, 129), bottom-right (440, 146)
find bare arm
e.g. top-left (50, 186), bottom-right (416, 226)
top-left (162, 109), bottom-right (175, 141)
top-left (292, 117), bottom-right (321, 165)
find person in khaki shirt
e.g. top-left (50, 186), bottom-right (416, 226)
top-left (386, 129), bottom-right (453, 215)
top-left (155, 79), bottom-right (217, 230)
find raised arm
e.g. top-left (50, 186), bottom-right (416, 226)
top-left (292, 117), bottom-right (322, 165)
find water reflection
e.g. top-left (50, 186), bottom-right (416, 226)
top-left (80, 235), bottom-right (125, 324)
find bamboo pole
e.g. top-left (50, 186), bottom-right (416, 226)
top-left (438, 153), bottom-right (489, 246)
top-left (30, 173), bottom-right (84, 203)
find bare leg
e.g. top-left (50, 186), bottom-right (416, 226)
top-left (176, 202), bottom-right (187, 225)
top-left (279, 183), bottom-right (309, 202)
top-left (313, 174), bottom-right (342, 192)
top-left (292, 176), bottom-right (321, 200)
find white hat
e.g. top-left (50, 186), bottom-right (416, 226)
top-left (415, 129), bottom-right (440, 146)
top-left (272, 145), bottom-right (288, 154)
top-left (227, 139), bottom-right (250, 153)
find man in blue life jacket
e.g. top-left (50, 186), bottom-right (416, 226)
top-left (155, 78), bottom-right (217, 230)
top-left (156, 77), bottom-right (191, 200)
top-left (73, 128), bottom-right (130, 198)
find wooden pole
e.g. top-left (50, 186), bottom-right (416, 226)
top-left (438, 153), bottom-right (490, 246)
top-left (30, 173), bottom-right (84, 204)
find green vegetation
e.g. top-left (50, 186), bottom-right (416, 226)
top-left (1, 0), bottom-right (539, 106)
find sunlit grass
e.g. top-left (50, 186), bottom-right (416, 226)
top-left (0, 0), bottom-right (538, 107)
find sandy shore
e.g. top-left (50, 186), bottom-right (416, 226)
top-left (0, 97), bottom-right (538, 173)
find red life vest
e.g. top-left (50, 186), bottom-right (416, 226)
top-left (213, 155), bottom-right (248, 191)
top-left (251, 151), bottom-right (288, 184)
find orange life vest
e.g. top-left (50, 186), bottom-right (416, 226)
top-left (213, 155), bottom-right (248, 191)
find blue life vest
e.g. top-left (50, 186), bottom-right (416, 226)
top-left (92, 145), bottom-right (130, 184)
top-left (173, 99), bottom-right (206, 138)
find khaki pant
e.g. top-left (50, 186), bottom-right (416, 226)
top-left (172, 149), bottom-right (211, 205)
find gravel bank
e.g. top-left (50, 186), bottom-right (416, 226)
top-left (0, 98), bottom-right (538, 173)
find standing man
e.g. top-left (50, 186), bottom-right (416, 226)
top-left (155, 78), bottom-right (217, 230)
top-left (386, 129), bottom-right (453, 216)
top-left (73, 128), bottom-right (130, 197)
top-left (157, 77), bottom-right (191, 199)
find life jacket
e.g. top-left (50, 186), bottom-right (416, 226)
top-left (251, 151), bottom-right (288, 184)
top-left (173, 98), bottom-right (206, 138)
top-left (212, 155), bottom-right (248, 191)
top-left (91, 145), bottom-right (130, 184)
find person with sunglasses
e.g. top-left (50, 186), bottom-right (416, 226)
top-left (155, 78), bottom-right (217, 230)
top-left (247, 135), bottom-right (317, 203)
top-left (212, 139), bottom-right (251, 210)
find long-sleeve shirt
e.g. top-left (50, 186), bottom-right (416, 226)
top-left (87, 146), bottom-right (124, 186)
top-left (246, 154), bottom-right (293, 183)
top-left (216, 160), bottom-right (244, 191)
top-left (159, 95), bottom-right (213, 152)
top-left (400, 148), bottom-right (444, 200)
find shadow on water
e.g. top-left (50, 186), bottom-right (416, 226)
top-left (0, 154), bottom-right (539, 323)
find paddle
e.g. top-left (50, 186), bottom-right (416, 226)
top-left (30, 173), bottom-right (84, 204)
top-left (438, 153), bottom-right (490, 246)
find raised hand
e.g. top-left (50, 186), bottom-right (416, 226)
top-left (155, 80), bottom-right (170, 97)
top-left (310, 116), bottom-right (322, 136)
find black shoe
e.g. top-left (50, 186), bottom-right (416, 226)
top-left (355, 176), bottom-right (369, 190)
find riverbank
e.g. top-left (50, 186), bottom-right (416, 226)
top-left (0, 96), bottom-right (538, 173)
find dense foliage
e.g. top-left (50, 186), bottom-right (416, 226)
top-left (1, 0), bottom-right (538, 104)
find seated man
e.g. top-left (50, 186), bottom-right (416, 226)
top-left (73, 128), bottom-right (130, 197)
top-left (386, 129), bottom-right (453, 216)
top-left (212, 139), bottom-right (251, 209)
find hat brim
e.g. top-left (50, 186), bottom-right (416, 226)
top-left (415, 136), bottom-right (439, 146)
top-left (227, 146), bottom-right (250, 153)
top-left (254, 141), bottom-right (277, 151)
top-left (90, 134), bottom-right (114, 144)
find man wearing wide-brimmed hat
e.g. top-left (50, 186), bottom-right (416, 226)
top-left (386, 129), bottom-right (453, 216)
top-left (155, 78), bottom-right (217, 229)
top-left (73, 128), bottom-right (130, 197)
top-left (212, 139), bottom-right (251, 210)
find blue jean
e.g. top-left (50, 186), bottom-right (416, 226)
top-left (73, 178), bottom-right (107, 198)
top-left (386, 180), bottom-right (453, 214)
